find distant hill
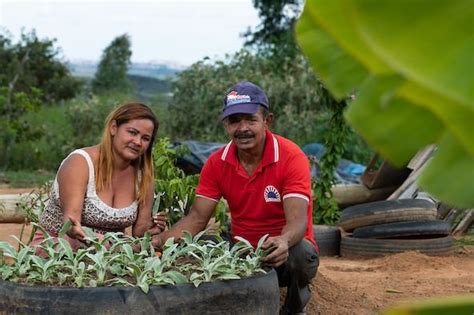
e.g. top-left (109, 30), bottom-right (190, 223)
top-left (128, 74), bottom-right (172, 101)
top-left (68, 60), bottom-right (185, 80)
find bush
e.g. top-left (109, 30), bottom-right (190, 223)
top-left (169, 50), bottom-right (333, 145)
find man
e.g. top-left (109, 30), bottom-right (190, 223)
top-left (153, 81), bottom-right (319, 314)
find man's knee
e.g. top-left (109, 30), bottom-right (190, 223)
top-left (286, 239), bottom-right (319, 283)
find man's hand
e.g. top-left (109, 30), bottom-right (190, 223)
top-left (151, 234), bottom-right (164, 250)
top-left (261, 236), bottom-right (289, 267)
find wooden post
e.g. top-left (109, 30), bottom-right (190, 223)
top-left (0, 194), bottom-right (27, 223)
top-left (452, 209), bottom-right (474, 236)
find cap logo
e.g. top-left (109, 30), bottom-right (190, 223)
top-left (264, 185), bottom-right (281, 202)
top-left (226, 91), bottom-right (251, 106)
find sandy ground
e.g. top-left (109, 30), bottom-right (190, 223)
top-left (1, 223), bottom-right (473, 314)
top-left (307, 249), bottom-right (474, 314)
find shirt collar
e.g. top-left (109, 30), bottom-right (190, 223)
top-left (220, 130), bottom-right (279, 168)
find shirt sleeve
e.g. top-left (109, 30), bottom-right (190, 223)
top-left (282, 152), bottom-right (312, 203)
top-left (195, 156), bottom-right (222, 202)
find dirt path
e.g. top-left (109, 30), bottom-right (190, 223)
top-left (306, 250), bottom-right (474, 314)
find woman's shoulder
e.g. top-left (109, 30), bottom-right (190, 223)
top-left (81, 145), bottom-right (100, 160)
top-left (61, 146), bottom-right (97, 170)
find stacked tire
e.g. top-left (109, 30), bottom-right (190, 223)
top-left (313, 225), bottom-right (341, 256)
top-left (338, 199), bottom-right (453, 257)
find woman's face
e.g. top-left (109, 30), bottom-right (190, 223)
top-left (110, 118), bottom-right (155, 161)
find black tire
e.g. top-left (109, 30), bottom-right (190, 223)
top-left (313, 225), bottom-right (341, 256)
top-left (352, 220), bottom-right (451, 239)
top-left (340, 235), bottom-right (453, 257)
top-left (339, 199), bottom-right (437, 232)
top-left (0, 270), bottom-right (279, 315)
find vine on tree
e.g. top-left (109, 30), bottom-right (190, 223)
top-left (312, 100), bottom-right (348, 224)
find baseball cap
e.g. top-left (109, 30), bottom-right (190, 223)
top-left (221, 81), bottom-right (269, 119)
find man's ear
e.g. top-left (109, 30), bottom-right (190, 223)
top-left (110, 120), bottom-right (118, 136)
top-left (265, 113), bottom-right (274, 128)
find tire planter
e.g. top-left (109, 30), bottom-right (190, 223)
top-left (313, 225), bottom-right (341, 256)
top-left (352, 220), bottom-right (451, 239)
top-left (340, 235), bottom-right (453, 257)
top-left (0, 269), bottom-right (279, 315)
top-left (339, 199), bottom-right (437, 232)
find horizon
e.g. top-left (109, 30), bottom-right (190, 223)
top-left (0, 0), bottom-right (260, 66)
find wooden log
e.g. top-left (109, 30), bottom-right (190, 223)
top-left (444, 208), bottom-right (462, 230)
top-left (0, 194), bottom-right (27, 223)
top-left (387, 165), bottom-right (424, 200)
top-left (437, 202), bottom-right (455, 219)
top-left (452, 209), bottom-right (474, 236)
top-left (331, 184), bottom-right (397, 208)
top-left (407, 145), bottom-right (436, 170)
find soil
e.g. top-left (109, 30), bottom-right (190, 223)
top-left (1, 189), bottom-right (473, 314)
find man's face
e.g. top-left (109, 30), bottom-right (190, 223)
top-left (223, 110), bottom-right (272, 152)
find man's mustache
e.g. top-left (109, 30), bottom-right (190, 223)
top-left (234, 131), bottom-right (254, 139)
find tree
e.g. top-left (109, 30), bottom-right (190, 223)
top-left (244, 0), bottom-right (304, 59)
top-left (92, 34), bottom-right (132, 94)
top-left (0, 30), bottom-right (81, 102)
top-left (0, 30), bottom-right (80, 169)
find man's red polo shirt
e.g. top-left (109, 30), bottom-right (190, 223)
top-left (196, 130), bottom-right (317, 251)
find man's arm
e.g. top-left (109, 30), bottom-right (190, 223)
top-left (262, 197), bottom-right (308, 267)
top-left (151, 196), bottom-right (218, 248)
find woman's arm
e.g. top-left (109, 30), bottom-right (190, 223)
top-left (132, 179), bottom-right (157, 237)
top-left (57, 154), bottom-right (89, 240)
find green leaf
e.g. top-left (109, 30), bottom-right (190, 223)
top-left (181, 231), bottom-right (193, 245)
top-left (382, 295), bottom-right (474, 315)
top-left (58, 220), bottom-right (73, 238)
top-left (385, 288), bottom-right (403, 294)
top-left (30, 255), bottom-right (46, 268)
top-left (296, 9), bottom-right (368, 99)
top-left (345, 75), bottom-right (443, 166)
top-left (418, 134), bottom-right (474, 207)
top-left (296, 0), bottom-right (474, 207)
top-left (349, 0), bottom-right (474, 108)
top-left (164, 271), bottom-right (188, 284)
top-left (138, 281), bottom-right (149, 294)
top-left (0, 241), bottom-right (17, 258)
top-left (217, 274), bottom-right (241, 280)
top-left (82, 226), bottom-right (97, 241)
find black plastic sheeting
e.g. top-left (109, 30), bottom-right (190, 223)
top-left (173, 141), bottom-right (365, 184)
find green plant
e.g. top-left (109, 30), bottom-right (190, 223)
top-left (152, 138), bottom-right (229, 232)
top-left (312, 100), bottom-right (348, 224)
top-left (296, 0), bottom-right (474, 208)
top-left (0, 224), bottom-right (269, 293)
top-left (382, 295), bottom-right (474, 315)
top-left (152, 138), bottom-right (199, 227)
top-left (169, 50), bottom-right (336, 146)
top-left (0, 87), bottom-right (42, 169)
top-left (0, 30), bottom-right (81, 103)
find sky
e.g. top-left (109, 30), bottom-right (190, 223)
top-left (0, 0), bottom-right (260, 66)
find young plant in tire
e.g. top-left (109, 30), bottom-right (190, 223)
top-left (0, 241), bottom-right (35, 280)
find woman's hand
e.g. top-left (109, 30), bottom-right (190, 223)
top-left (147, 212), bottom-right (167, 235)
top-left (66, 216), bottom-right (86, 241)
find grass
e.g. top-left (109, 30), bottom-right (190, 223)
top-left (454, 235), bottom-right (474, 247)
top-left (0, 170), bottom-right (54, 188)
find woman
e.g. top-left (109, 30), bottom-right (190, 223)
top-left (35, 102), bottom-right (166, 248)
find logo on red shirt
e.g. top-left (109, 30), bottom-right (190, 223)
top-left (264, 185), bottom-right (281, 202)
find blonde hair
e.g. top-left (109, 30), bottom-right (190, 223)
top-left (96, 102), bottom-right (158, 206)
